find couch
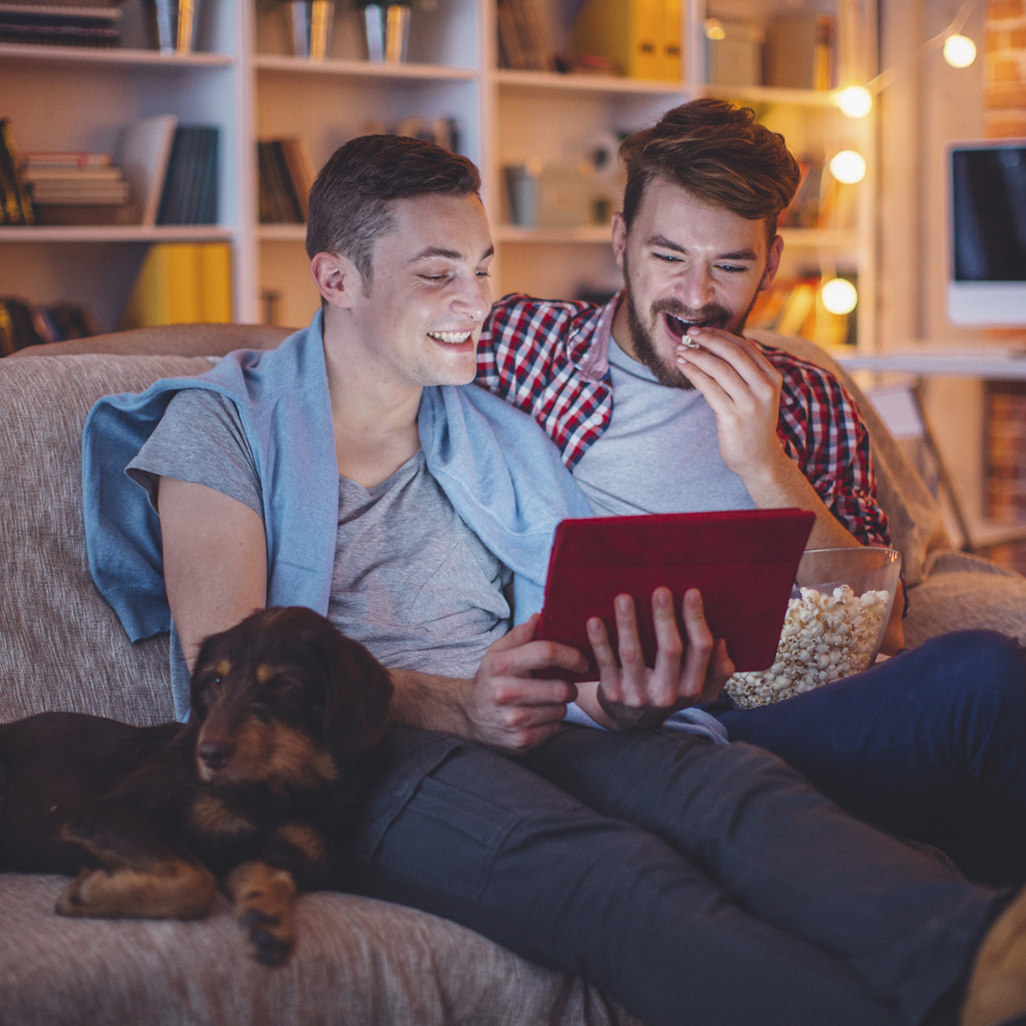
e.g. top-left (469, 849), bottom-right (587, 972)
top-left (2, 323), bottom-right (1024, 1026)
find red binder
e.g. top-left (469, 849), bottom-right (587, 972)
top-left (536, 509), bottom-right (816, 678)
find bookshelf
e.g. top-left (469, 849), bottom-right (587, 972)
top-left (0, 0), bottom-right (878, 350)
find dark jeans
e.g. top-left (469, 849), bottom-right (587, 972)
top-left (348, 724), bottom-right (1003, 1026)
top-left (716, 630), bottom-right (1026, 886)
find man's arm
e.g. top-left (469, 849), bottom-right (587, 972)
top-left (677, 327), bottom-right (904, 652)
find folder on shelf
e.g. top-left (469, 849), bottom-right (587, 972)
top-left (118, 114), bottom-right (178, 226)
top-left (571, 0), bottom-right (663, 80)
top-left (120, 242), bottom-right (233, 329)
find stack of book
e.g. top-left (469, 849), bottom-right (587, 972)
top-left (257, 137), bottom-right (314, 225)
top-left (0, 1), bottom-right (122, 47)
top-left (21, 150), bottom-right (130, 223)
top-left (0, 296), bottom-right (96, 355)
top-left (747, 274), bottom-right (856, 350)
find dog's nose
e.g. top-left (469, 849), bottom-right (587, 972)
top-left (198, 740), bottom-right (235, 772)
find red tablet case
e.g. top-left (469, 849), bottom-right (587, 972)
top-left (536, 509), bottom-right (816, 678)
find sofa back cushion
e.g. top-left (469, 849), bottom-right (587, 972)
top-left (0, 354), bottom-right (212, 724)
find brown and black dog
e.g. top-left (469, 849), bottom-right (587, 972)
top-left (0, 606), bottom-right (393, 965)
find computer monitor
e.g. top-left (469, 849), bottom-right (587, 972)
top-left (948, 140), bottom-right (1026, 326)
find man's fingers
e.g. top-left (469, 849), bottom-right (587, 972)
top-left (649, 587), bottom-right (684, 706)
top-left (613, 593), bottom-right (648, 704)
top-left (702, 637), bottom-right (735, 704)
top-left (679, 588), bottom-right (715, 701)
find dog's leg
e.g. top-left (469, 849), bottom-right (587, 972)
top-left (54, 819), bottom-right (218, 921)
top-left (225, 860), bottom-right (298, 966)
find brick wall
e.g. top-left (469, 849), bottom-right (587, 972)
top-left (984, 0), bottom-right (1026, 524)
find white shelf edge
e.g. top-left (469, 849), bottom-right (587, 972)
top-left (493, 69), bottom-right (687, 95)
top-left (255, 54), bottom-right (475, 80)
top-left (0, 225), bottom-right (235, 243)
top-left (701, 83), bottom-right (840, 109)
top-left (495, 224), bottom-right (612, 244)
top-left (259, 224), bottom-right (307, 241)
top-left (0, 43), bottom-right (233, 67)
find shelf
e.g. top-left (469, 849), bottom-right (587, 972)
top-left (259, 224), bottom-right (307, 241)
top-left (496, 224), bottom-right (612, 243)
top-left (0, 43), bottom-right (233, 68)
top-left (701, 83), bottom-right (841, 109)
top-left (255, 54), bottom-right (475, 80)
top-left (779, 228), bottom-right (859, 248)
top-left (493, 69), bottom-right (687, 95)
top-left (0, 225), bottom-right (235, 243)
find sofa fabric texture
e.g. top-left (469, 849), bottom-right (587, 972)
top-left (0, 351), bottom-right (637, 1026)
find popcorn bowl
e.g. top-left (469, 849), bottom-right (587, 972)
top-left (724, 546), bottom-right (902, 710)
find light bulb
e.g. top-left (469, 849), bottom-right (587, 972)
top-left (821, 278), bottom-right (858, 315)
top-left (836, 86), bottom-right (873, 119)
top-left (705, 18), bottom-right (725, 41)
top-left (943, 34), bottom-right (977, 69)
top-left (829, 150), bottom-right (867, 184)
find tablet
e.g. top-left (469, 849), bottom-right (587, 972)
top-left (536, 508), bottom-right (816, 678)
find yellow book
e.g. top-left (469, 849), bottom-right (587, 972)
top-left (198, 242), bottom-right (233, 323)
top-left (120, 242), bottom-right (232, 328)
top-left (660, 0), bottom-right (682, 82)
top-left (571, 0), bottom-right (660, 80)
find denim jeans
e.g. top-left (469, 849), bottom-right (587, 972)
top-left (348, 724), bottom-right (1002, 1026)
top-left (715, 630), bottom-right (1026, 886)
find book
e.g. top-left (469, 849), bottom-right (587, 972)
top-left (19, 151), bottom-right (112, 169)
top-left (0, 119), bottom-right (33, 224)
top-left (120, 241), bottom-right (233, 328)
top-left (570, 0), bottom-right (663, 80)
top-left (279, 137), bottom-right (314, 221)
top-left (778, 155), bottom-right (823, 229)
top-left (156, 125), bottom-right (219, 225)
top-left (0, 2), bottom-right (121, 47)
top-left (118, 114), bottom-right (178, 226)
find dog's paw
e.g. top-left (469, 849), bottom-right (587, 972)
top-left (227, 860), bottom-right (298, 966)
top-left (55, 868), bottom-right (99, 917)
top-left (239, 906), bottom-right (294, 965)
top-left (55, 861), bottom-right (217, 920)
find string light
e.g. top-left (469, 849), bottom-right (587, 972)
top-left (821, 278), bottom-right (858, 316)
top-left (943, 33), bottom-right (977, 68)
top-left (829, 150), bottom-right (867, 184)
top-left (836, 85), bottom-right (873, 118)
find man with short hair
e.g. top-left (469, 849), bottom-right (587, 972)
top-left (85, 132), bottom-right (1026, 1026)
top-left (475, 98), bottom-right (1026, 889)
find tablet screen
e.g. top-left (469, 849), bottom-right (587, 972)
top-left (536, 508), bottom-right (816, 677)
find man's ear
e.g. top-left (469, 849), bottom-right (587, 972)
top-left (758, 234), bottom-right (784, 292)
top-left (611, 211), bottom-right (628, 273)
top-left (310, 251), bottom-right (361, 309)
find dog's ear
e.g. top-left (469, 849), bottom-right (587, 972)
top-left (323, 636), bottom-right (393, 765)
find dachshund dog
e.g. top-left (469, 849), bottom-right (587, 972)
top-left (0, 606), bottom-right (393, 965)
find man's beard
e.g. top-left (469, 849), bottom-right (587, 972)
top-left (622, 271), bottom-right (759, 391)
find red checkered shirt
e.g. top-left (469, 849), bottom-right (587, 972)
top-left (475, 291), bottom-right (891, 548)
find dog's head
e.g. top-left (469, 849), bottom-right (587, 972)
top-left (187, 607), bottom-right (393, 791)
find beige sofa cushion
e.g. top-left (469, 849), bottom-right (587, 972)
top-left (0, 353), bottom-right (215, 724)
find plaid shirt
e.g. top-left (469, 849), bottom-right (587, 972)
top-left (476, 291), bottom-right (891, 548)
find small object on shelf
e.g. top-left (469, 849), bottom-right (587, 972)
top-left (0, 119), bottom-right (33, 225)
top-left (0, 2), bottom-right (121, 48)
top-left (764, 13), bottom-right (835, 90)
top-left (777, 155), bottom-right (823, 229)
top-left (145, 0), bottom-right (201, 54)
top-left (504, 162), bottom-right (594, 229)
top-left (360, 1), bottom-right (414, 64)
top-left (120, 241), bottom-right (232, 328)
top-left (704, 19), bottom-right (763, 87)
top-left (286, 0), bottom-right (334, 59)
top-left (156, 124), bottom-right (219, 225)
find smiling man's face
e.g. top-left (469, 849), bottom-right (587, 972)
top-left (611, 177), bottom-right (783, 388)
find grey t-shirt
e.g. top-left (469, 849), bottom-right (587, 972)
top-left (128, 390), bottom-right (513, 679)
top-left (571, 334), bottom-right (756, 516)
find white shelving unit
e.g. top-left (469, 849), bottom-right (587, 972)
top-left (0, 0), bottom-right (877, 345)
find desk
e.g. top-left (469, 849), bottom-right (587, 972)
top-left (837, 345), bottom-right (1026, 379)
top-left (835, 345), bottom-right (1026, 551)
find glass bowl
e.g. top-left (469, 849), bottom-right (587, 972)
top-left (724, 546), bottom-right (902, 710)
